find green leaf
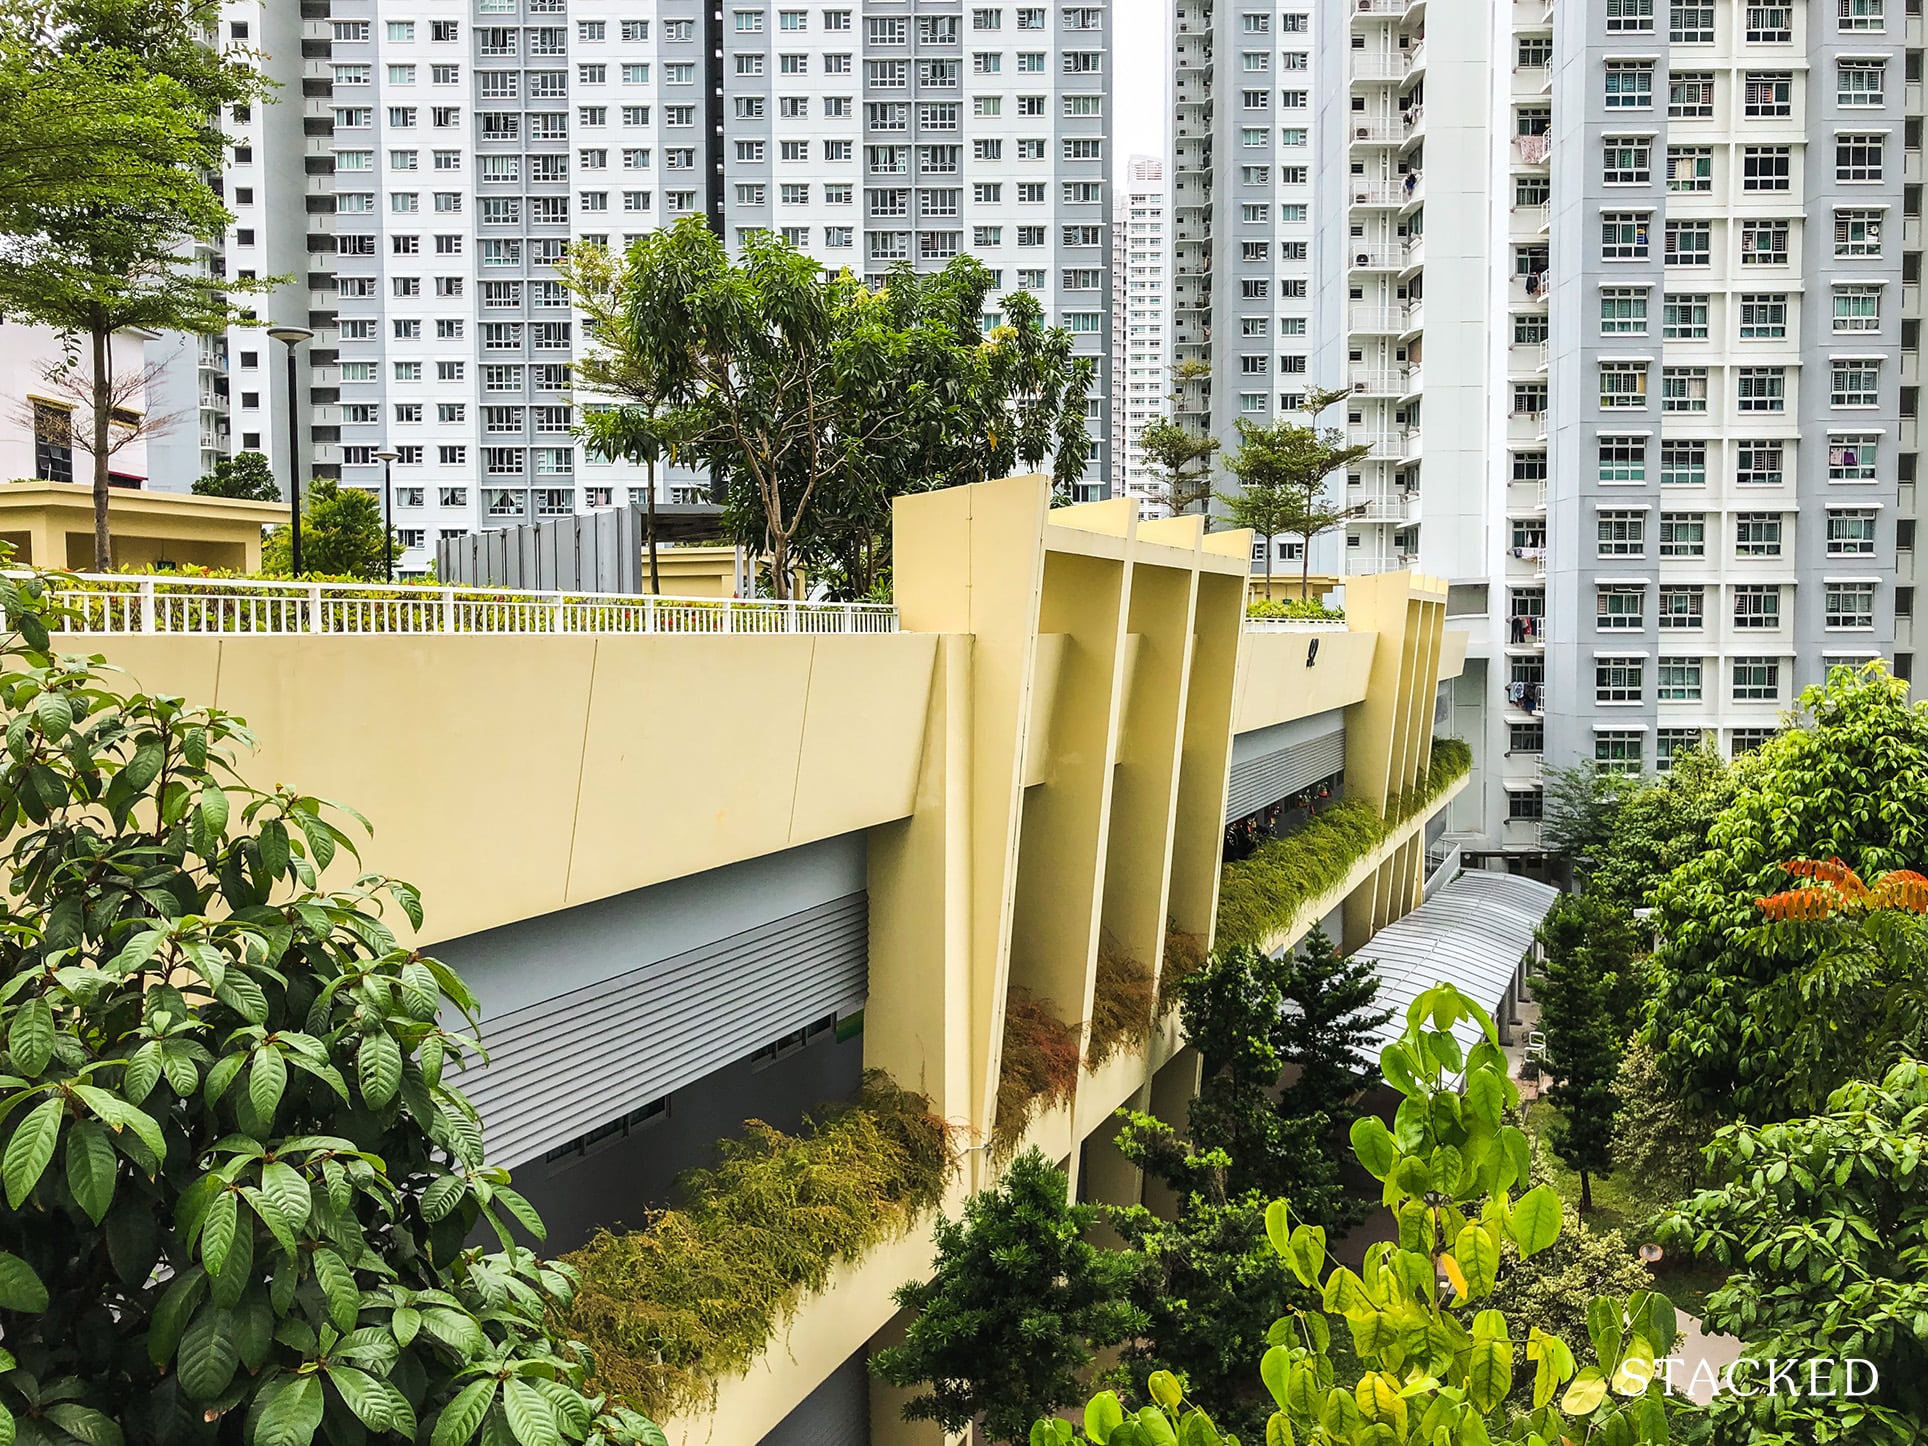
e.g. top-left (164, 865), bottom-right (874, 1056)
top-left (63, 1120), bottom-right (117, 1225)
top-left (70, 1086), bottom-right (166, 1161)
top-left (248, 1047), bottom-right (287, 1125)
top-left (1147, 1371), bottom-right (1183, 1411)
top-left (1466, 1065), bottom-right (1505, 1129)
top-left (0, 1252), bottom-right (48, 1312)
top-left (199, 781), bottom-right (229, 835)
top-left (490, 1184), bottom-right (546, 1242)
top-left (421, 1172), bottom-right (466, 1224)
top-left (391, 1304), bottom-right (421, 1348)
top-left (147, 1267), bottom-right (206, 1365)
top-left (177, 1304), bottom-right (239, 1400)
top-left (1561, 1367), bottom-right (1609, 1416)
top-left (1260, 1347), bottom-right (1290, 1410)
top-left (311, 1247), bottom-right (360, 1333)
top-left (4, 1096), bottom-right (64, 1207)
top-left (1348, 1116), bottom-right (1397, 1179)
top-left (1085, 1392), bottom-right (1125, 1444)
top-left (1264, 1413), bottom-right (1294, 1446)
top-left (8, 998), bottom-right (54, 1075)
top-left (1453, 1224), bottom-right (1499, 1301)
top-left (501, 1379), bottom-right (562, 1446)
top-left (200, 1188), bottom-right (238, 1276)
top-left (41, 1406), bottom-right (120, 1446)
top-left (326, 1367), bottom-right (395, 1432)
top-left (1510, 1184), bottom-right (1562, 1258)
top-left (259, 1159), bottom-right (311, 1229)
top-left (429, 1380), bottom-right (496, 1446)
top-left (34, 690), bottom-right (73, 739)
top-left (356, 1030), bottom-right (402, 1110)
top-left (1466, 1337), bottom-right (1513, 1415)
top-left (216, 970), bottom-right (270, 1024)
top-left (252, 1374), bottom-right (324, 1446)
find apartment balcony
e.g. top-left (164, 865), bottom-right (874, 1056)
top-left (1348, 118), bottom-right (1402, 146)
top-left (1349, 179), bottom-right (1405, 208)
top-left (1348, 244), bottom-right (1402, 271)
top-left (1513, 134), bottom-right (1552, 167)
top-left (1352, 52), bottom-right (1407, 82)
top-left (1406, 41), bottom-right (1427, 78)
top-left (1351, 369), bottom-right (1402, 397)
top-left (1399, 233), bottom-right (1425, 274)
top-left (1399, 363), bottom-right (1424, 399)
top-left (1399, 107), bottom-right (1426, 153)
top-left (1351, 305), bottom-right (1403, 333)
top-left (1352, 0), bottom-right (1404, 13)
top-left (1349, 427), bottom-right (1404, 460)
top-left (1355, 494), bottom-right (1409, 523)
top-left (1507, 411), bottom-right (1547, 445)
top-left (1400, 298), bottom-right (1425, 337)
top-left (1401, 427), bottom-right (1424, 462)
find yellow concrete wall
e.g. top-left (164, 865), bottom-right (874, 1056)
top-left (1231, 629), bottom-right (1378, 735)
top-left (0, 482), bottom-right (281, 572)
top-left (74, 632), bottom-right (938, 945)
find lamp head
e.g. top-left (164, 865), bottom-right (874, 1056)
top-left (265, 324), bottom-right (314, 346)
top-left (373, 448), bottom-right (400, 462)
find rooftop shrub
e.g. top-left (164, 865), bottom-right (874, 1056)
top-left (560, 1071), bottom-right (955, 1422)
top-left (1245, 596), bottom-right (1344, 621)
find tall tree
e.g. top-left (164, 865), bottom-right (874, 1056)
top-left (1585, 740), bottom-right (1734, 909)
top-left (0, 563), bottom-right (662, 1446)
top-left (555, 241), bottom-right (694, 595)
top-left (1533, 896), bottom-right (1637, 1211)
top-left (606, 219), bottom-right (1091, 600)
top-left (1137, 416), bottom-right (1219, 518)
top-left (191, 449), bottom-right (278, 501)
top-left (871, 1150), bottom-right (1143, 1445)
top-left (0, 0), bottom-right (270, 569)
top-left (1215, 389), bottom-right (1370, 598)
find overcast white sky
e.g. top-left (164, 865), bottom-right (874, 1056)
top-left (1112, 0), bottom-right (1170, 178)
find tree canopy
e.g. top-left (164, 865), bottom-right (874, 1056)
top-left (0, 563), bottom-right (662, 1446)
top-left (192, 450), bottom-right (279, 502)
top-left (262, 479), bottom-right (396, 581)
top-left (1215, 389), bottom-right (1369, 599)
top-left (1645, 664), bottom-right (1928, 1121)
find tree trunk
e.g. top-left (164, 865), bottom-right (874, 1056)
top-left (1579, 1169), bottom-right (1593, 1214)
top-left (769, 535), bottom-right (790, 600)
top-left (1301, 536), bottom-right (1314, 601)
top-left (90, 323), bottom-right (114, 571)
top-left (644, 456), bottom-right (662, 595)
top-left (1263, 539), bottom-right (1274, 601)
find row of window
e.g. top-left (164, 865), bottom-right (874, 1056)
top-left (1600, 0), bottom-right (1889, 38)
top-left (1521, 507), bottom-right (1882, 559)
top-left (1590, 360), bottom-right (1882, 413)
top-left (339, 362), bottom-right (570, 390)
top-left (1509, 436), bottom-right (1881, 488)
top-left (1592, 656), bottom-right (1801, 711)
top-left (1578, 59), bottom-right (1886, 113)
top-left (333, 94), bottom-right (1106, 134)
top-left (1595, 134), bottom-right (1884, 190)
top-left (1581, 583), bottom-right (1878, 633)
top-left (1591, 287), bottom-right (1880, 339)
top-left (1241, 90), bottom-right (1312, 109)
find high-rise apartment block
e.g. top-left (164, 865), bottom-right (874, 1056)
top-left (205, 0), bottom-right (1112, 566)
top-left (1287, 0), bottom-right (1916, 863)
top-left (1173, 0), bottom-right (1319, 548)
top-left (1111, 156), bottom-right (1170, 516)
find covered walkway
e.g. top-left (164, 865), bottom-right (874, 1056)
top-left (1358, 868), bottom-right (1559, 1052)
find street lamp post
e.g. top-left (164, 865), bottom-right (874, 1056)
top-left (265, 324), bottom-right (315, 577)
top-left (374, 447), bottom-right (399, 583)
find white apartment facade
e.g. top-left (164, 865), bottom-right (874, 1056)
top-left (1172, 0), bottom-right (1322, 560)
top-left (210, 0), bottom-right (1113, 575)
top-left (1111, 155), bottom-right (1170, 516)
top-left (1312, 0), bottom-right (1914, 865)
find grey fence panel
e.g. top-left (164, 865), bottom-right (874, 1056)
top-left (459, 893), bottom-right (869, 1168)
top-left (1224, 727), bottom-right (1347, 822)
top-left (436, 507), bottom-right (645, 593)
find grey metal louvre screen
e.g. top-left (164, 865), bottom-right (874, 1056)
top-left (461, 892), bottom-right (868, 1167)
top-left (1223, 728), bottom-right (1346, 822)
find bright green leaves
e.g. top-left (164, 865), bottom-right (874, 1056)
top-left (0, 1252), bottom-right (47, 1312)
top-left (1348, 1116), bottom-right (1397, 1180)
top-left (62, 1119), bottom-right (116, 1225)
top-left (1509, 1185), bottom-right (1563, 1259)
top-left (1452, 1224), bottom-right (1499, 1300)
top-left (431, 1380), bottom-right (497, 1446)
top-left (8, 997), bottom-right (53, 1075)
top-left (178, 1304), bottom-right (241, 1400)
top-left (3, 1096), bottom-right (62, 1208)
top-left (356, 1028), bottom-right (403, 1110)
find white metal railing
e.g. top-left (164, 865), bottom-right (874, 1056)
top-left (30, 573), bottom-right (899, 637)
top-left (1245, 617), bottom-right (1349, 632)
top-left (1424, 842), bottom-right (1463, 899)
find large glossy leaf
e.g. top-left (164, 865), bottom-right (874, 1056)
top-left (63, 1120), bottom-right (116, 1225)
top-left (4, 1096), bottom-right (64, 1208)
top-left (1510, 1184), bottom-right (1562, 1258)
top-left (176, 1304), bottom-right (239, 1400)
top-left (0, 1252), bottom-right (47, 1313)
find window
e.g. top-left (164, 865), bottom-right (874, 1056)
top-left (1598, 585), bottom-right (1647, 630)
top-left (1671, 3), bottom-right (1714, 42)
top-left (1828, 509), bottom-right (1879, 555)
top-left (1740, 220), bottom-right (1790, 266)
top-left (1663, 295), bottom-right (1709, 340)
top-left (1596, 657), bottom-right (1644, 704)
top-left (1602, 136), bottom-right (1651, 184)
top-left (1838, 60), bottom-right (1885, 107)
top-left (1669, 72), bottom-right (1714, 117)
top-left (1732, 657), bottom-right (1781, 702)
top-left (1735, 512), bottom-right (1783, 557)
top-left (1737, 367), bottom-right (1786, 412)
top-left (1741, 146), bottom-right (1791, 192)
top-left (1834, 284), bottom-right (1882, 332)
top-left (1746, 5), bottom-right (1794, 41)
top-left (1832, 360), bottom-right (1881, 407)
top-left (1659, 586), bottom-right (1705, 630)
top-left (1660, 512), bottom-right (1706, 556)
top-left (1744, 72), bottom-right (1792, 117)
top-left (1657, 660), bottom-right (1703, 703)
top-left (1734, 586), bottom-right (1782, 629)
top-left (1839, 0), bottom-right (1886, 29)
top-left (1663, 368), bottom-right (1708, 412)
top-left (1508, 790), bottom-right (1545, 822)
top-left (1600, 288), bottom-right (1648, 335)
top-left (1834, 209), bottom-right (1884, 257)
top-left (1516, 315), bottom-right (1551, 345)
top-left (1830, 435), bottom-right (1880, 481)
top-left (1737, 440), bottom-right (1784, 487)
top-left (1838, 134), bottom-right (1885, 183)
top-left (1598, 511), bottom-right (1648, 557)
top-left (1667, 147), bottom-right (1712, 193)
top-left (1608, 0), bottom-right (1656, 29)
top-left (1595, 731), bottom-right (1646, 775)
top-left (1605, 62), bottom-right (1655, 108)
top-left (1598, 436), bottom-right (1647, 484)
top-left (1602, 212), bottom-right (1650, 260)
top-left (1738, 294), bottom-right (1787, 339)
top-left (1665, 220), bottom-right (1710, 266)
top-left (1599, 361), bottom-right (1649, 409)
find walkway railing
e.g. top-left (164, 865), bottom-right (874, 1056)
top-left (1244, 617), bottom-right (1348, 632)
top-left (26, 573), bottom-right (899, 636)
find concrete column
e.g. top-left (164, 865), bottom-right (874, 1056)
top-left (1496, 985), bottom-right (1515, 1046)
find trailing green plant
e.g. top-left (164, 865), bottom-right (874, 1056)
top-left (1215, 800), bottom-right (1387, 952)
top-left (0, 562), bottom-right (663, 1446)
top-left (1158, 925), bottom-right (1209, 1014)
top-left (560, 1072), bottom-right (954, 1422)
top-left (874, 1149), bottom-right (1144, 1445)
top-left (1086, 943), bottom-right (1156, 1069)
top-left (1042, 984), bottom-right (1687, 1446)
top-left (1245, 598), bottom-right (1343, 622)
top-left (994, 987), bottom-right (1082, 1155)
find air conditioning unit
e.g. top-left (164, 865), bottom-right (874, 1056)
top-left (1356, 126), bottom-right (1371, 139)
top-left (1357, 253), bottom-right (1371, 265)
top-left (1355, 189), bottom-right (1372, 202)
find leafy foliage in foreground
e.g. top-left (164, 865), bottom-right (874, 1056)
top-left (0, 567), bottom-right (661, 1446)
top-left (1661, 1057), bottom-right (1928, 1443)
top-left (562, 1073), bottom-right (954, 1422)
top-left (1042, 985), bottom-right (1686, 1446)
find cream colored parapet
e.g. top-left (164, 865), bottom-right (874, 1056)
top-left (67, 632), bottom-right (939, 946)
